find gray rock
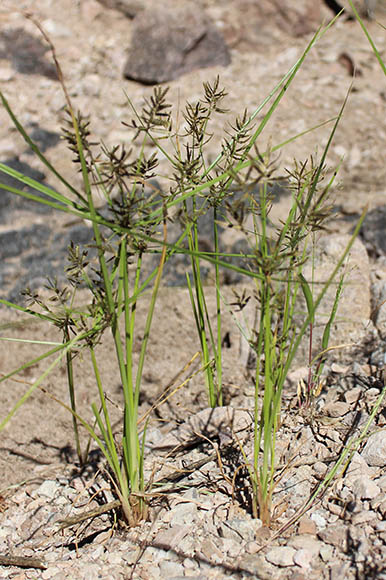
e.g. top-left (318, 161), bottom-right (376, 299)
top-left (322, 401), bottom-right (351, 418)
top-left (360, 205), bottom-right (386, 255)
top-left (369, 344), bottom-right (386, 367)
top-left (371, 279), bottom-right (386, 338)
top-left (123, 5), bottom-right (230, 84)
top-left (344, 387), bottom-right (363, 404)
top-left (361, 431), bottom-right (386, 467)
top-left (347, 527), bottom-right (371, 563)
top-left (319, 543), bottom-right (334, 562)
top-left (182, 557), bottom-right (200, 573)
top-left (313, 461), bottom-right (328, 477)
top-left (222, 537), bottom-right (243, 558)
top-left (280, 465), bottom-right (313, 505)
top-left (0, 157), bottom-right (49, 220)
top-left (330, 561), bottom-right (351, 580)
top-left (364, 0), bottom-right (378, 18)
top-left (0, 224), bottom-right (51, 260)
top-left (375, 520), bottom-right (386, 531)
top-left (241, 553), bottom-right (273, 577)
top-left (0, 28), bottom-right (57, 79)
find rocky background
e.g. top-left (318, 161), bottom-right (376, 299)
top-left (0, 1), bottom-right (386, 579)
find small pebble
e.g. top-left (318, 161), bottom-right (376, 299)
top-left (351, 510), bottom-right (377, 525)
top-left (311, 512), bottom-right (327, 529)
top-left (265, 546), bottom-right (296, 567)
top-left (293, 548), bottom-right (313, 569)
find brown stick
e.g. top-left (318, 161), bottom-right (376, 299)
top-left (0, 554), bottom-right (47, 569)
top-left (58, 499), bottom-right (121, 530)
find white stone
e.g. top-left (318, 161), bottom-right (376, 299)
top-left (42, 19), bottom-right (72, 37)
top-left (81, 74), bottom-right (102, 97)
top-left (375, 521), bottom-right (386, 531)
top-left (33, 480), bottom-right (59, 500)
top-left (376, 474), bottom-right (386, 491)
top-left (265, 546), bottom-right (296, 567)
top-left (42, 567), bottom-right (60, 579)
top-left (361, 431), bottom-right (386, 467)
top-left (0, 527), bottom-right (9, 539)
top-left (169, 501), bottom-right (198, 525)
top-left (319, 544), bottom-right (334, 562)
top-left (107, 551), bottom-right (123, 565)
top-left (351, 510), bottom-right (377, 525)
top-left (0, 67), bottom-right (14, 82)
top-left (183, 557), bottom-right (199, 571)
top-left (159, 559), bottom-right (184, 576)
top-left (294, 548), bottom-right (314, 569)
top-left (90, 545), bottom-right (105, 561)
top-left (287, 535), bottom-right (322, 557)
top-left (222, 537), bottom-right (243, 558)
top-left (154, 524), bottom-right (190, 550)
top-left (311, 511), bottom-right (327, 529)
top-left (345, 451), bottom-right (373, 481)
top-left (352, 477), bottom-right (380, 499)
top-left (220, 517), bottom-right (262, 543)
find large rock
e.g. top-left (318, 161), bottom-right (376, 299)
top-left (0, 28), bottom-right (57, 79)
top-left (123, 4), bottom-right (230, 84)
top-left (360, 205), bottom-right (386, 256)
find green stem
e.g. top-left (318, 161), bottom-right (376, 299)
top-left (214, 206), bottom-right (223, 406)
top-left (63, 323), bottom-right (83, 465)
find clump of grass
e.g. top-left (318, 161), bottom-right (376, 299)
top-left (0, 22), bottom-right (173, 525)
top-left (238, 148), bottom-right (354, 524)
top-left (0, 9), bottom-right (378, 529)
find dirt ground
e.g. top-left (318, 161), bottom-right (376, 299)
top-left (0, 1), bottom-right (386, 579)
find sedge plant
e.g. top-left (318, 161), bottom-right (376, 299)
top-left (0, 11), bottom-right (370, 528)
